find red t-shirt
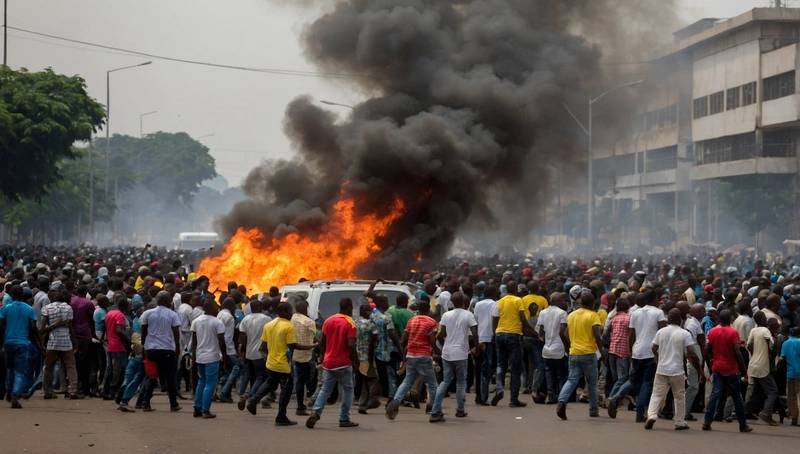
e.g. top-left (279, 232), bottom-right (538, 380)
top-left (405, 315), bottom-right (438, 357)
top-left (707, 325), bottom-right (741, 375)
top-left (104, 310), bottom-right (129, 353)
top-left (321, 314), bottom-right (357, 370)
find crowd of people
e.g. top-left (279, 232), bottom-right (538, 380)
top-left (0, 245), bottom-right (799, 434)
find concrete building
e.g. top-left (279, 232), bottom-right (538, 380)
top-left (593, 7), bottom-right (800, 252)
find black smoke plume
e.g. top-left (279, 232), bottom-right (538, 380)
top-left (219, 0), bottom-right (677, 273)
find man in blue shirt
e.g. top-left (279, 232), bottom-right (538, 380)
top-left (0, 285), bottom-right (42, 408)
top-left (780, 327), bottom-right (800, 426)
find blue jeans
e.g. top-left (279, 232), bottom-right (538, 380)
top-left (220, 354), bottom-right (241, 399)
top-left (495, 333), bottom-right (522, 401)
top-left (195, 362), bottom-right (220, 413)
top-left (394, 356), bottom-right (438, 405)
top-left (475, 342), bottom-right (495, 404)
top-left (245, 359), bottom-right (268, 399)
top-left (120, 357), bottom-right (145, 404)
top-left (607, 354), bottom-right (630, 399)
top-left (558, 354), bottom-right (599, 411)
top-left (523, 337), bottom-right (545, 393)
top-left (312, 367), bottom-right (354, 422)
top-left (4, 343), bottom-right (34, 398)
top-left (103, 351), bottom-right (128, 399)
top-left (431, 359), bottom-right (468, 415)
top-left (608, 357), bottom-right (655, 418)
top-left (705, 372), bottom-right (748, 430)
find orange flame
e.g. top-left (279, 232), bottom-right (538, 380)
top-left (198, 197), bottom-right (405, 293)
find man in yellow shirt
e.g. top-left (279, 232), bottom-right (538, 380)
top-left (243, 302), bottom-right (313, 426)
top-left (556, 292), bottom-right (603, 421)
top-left (492, 281), bottom-right (529, 407)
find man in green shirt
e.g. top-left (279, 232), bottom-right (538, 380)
top-left (387, 294), bottom-right (414, 333)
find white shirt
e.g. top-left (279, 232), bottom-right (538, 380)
top-left (473, 299), bottom-right (497, 343)
top-left (238, 313), bottom-right (271, 360)
top-left (140, 305), bottom-right (181, 351)
top-left (217, 309), bottom-right (237, 355)
top-left (191, 314), bottom-right (225, 364)
top-left (733, 315), bottom-right (755, 343)
top-left (683, 316), bottom-right (704, 363)
top-left (747, 326), bottom-right (774, 380)
top-left (177, 303), bottom-right (194, 333)
top-left (652, 324), bottom-right (695, 376)
top-left (440, 308), bottom-right (477, 361)
top-left (629, 305), bottom-right (666, 359)
top-left (438, 291), bottom-right (453, 313)
top-left (536, 306), bottom-right (567, 359)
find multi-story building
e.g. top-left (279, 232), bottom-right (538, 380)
top-left (592, 7), bottom-right (800, 252)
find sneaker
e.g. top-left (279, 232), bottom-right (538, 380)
top-left (237, 397), bottom-right (246, 411)
top-left (386, 399), bottom-right (401, 420)
top-left (675, 424), bottom-right (690, 431)
top-left (296, 408), bottom-right (310, 416)
top-left (491, 391), bottom-right (504, 406)
top-left (276, 419), bottom-right (297, 426)
top-left (589, 410), bottom-right (600, 418)
top-left (305, 414), bottom-right (320, 429)
top-left (455, 410), bottom-right (468, 418)
top-left (202, 412), bottom-right (217, 419)
top-left (739, 425), bottom-right (753, 433)
top-left (644, 418), bottom-right (656, 430)
top-left (429, 414), bottom-right (446, 423)
top-left (509, 400), bottom-right (527, 408)
top-left (118, 404), bottom-right (136, 413)
top-left (607, 400), bottom-right (617, 419)
top-left (339, 420), bottom-right (359, 428)
top-left (246, 400), bottom-right (258, 415)
top-left (556, 402), bottom-right (567, 420)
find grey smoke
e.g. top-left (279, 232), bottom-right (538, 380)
top-left (218, 0), bottom-right (677, 273)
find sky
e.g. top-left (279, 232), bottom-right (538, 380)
top-left (5, 0), bottom-right (776, 186)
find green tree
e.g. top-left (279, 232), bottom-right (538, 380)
top-left (0, 67), bottom-right (105, 201)
top-left (719, 175), bottom-right (793, 240)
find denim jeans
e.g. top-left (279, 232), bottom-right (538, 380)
top-left (608, 357), bottom-right (655, 418)
top-left (120, 357), bottom-right (145, 404)
top-left (544, 357), bottom-right (569, 399)
top-left (103, 351), bottom-right (129, 399)
top-left (294, 361), bottom-right (313, 410)
top-left (394, 357), bottom-right (438, 405)
top-left (474, 342), bottom-right (495, 404)
top-left (431, 359), bottom-right (468, 415)
top-left (522, 337), bottom-right (545, 393)
top-left (607, 354), bottom-right (630, 400)
top-left (4, 343), bottom-right (34, 398)
top-left (251, 369), bottom-right (294, 421)
top-left (705, 373), bottom-right (747, 430)
top-left (747, 375), bottom-right (778, 417)
top-left (246, 359), bottom-right (269, 399)
top-left (495, 333), bottom-right (522, 401)
top-left (558, 354), bottom-right (598, 411)
top-left (142, 350), bottom-right (179, 408)
top-left (312, 366), bottom-right (354, 422)
top-left (219, 354), bottom-right (241, 399)
top-left (195, 362), bottom-right (220, 413)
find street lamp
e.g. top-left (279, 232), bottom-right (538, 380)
top-left (139, 110), bottom-right (157, 137)
top-left (563, 79), bottom-right (644, 251)
top-left (320, 100), bottom-right (355, 110)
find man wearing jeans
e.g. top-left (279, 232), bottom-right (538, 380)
top-left (683, 303), bottom-right (706, 421)
top-left (0, 285), bottom-right (42, 409)
top-left (217, 298), bottom-right (240, 403)
top-left (557, 292), bottom-right (603, 420)
top-left (492, 281), bottom-right (528, 407)
top-left (190, 300), bottom-right (227, 418)
top-left (604, 297), bottom-right (631, 409)
top-left (103, 294), bottom-right (131, 402)
top-left (745, 311), bottom-right (779, 426)
top-left (537, 292), bottom-right (569, 404)
top-left (702, 309), bottom-right (752, 433)
top-left (306, 298), bottom-right (358, 429)
top-left (236, 299), bottom-right (270, 410)
top-left (386, 297), bottom-right (439, 420)
top-left (291, 299), bottom-right (316, 416)
top-left (140, 291), bottom-right (182, 412)
top-left (473, 286), bottom-right (498, 405)
top-left (430, 292), bottom-right (477, 422)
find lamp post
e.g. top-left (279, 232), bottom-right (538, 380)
top-left (139, 110), bottom-right (157, 137)
top-left (563, 79), bottom-right (644, 251)
top-left (3, 0), bottom-right (7, 67)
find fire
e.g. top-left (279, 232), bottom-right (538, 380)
top-left (198, 196), bottom-right (405, 293)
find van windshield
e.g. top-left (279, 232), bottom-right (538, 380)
top-left (317, 290), bottom-right (407, 319)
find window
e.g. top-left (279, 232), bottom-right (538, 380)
top-left (645, 104), bottom-right (678, 130)
top-left (763, 71), bottom-right (796, 101)
top-left (693, 96), bottom-right (708, 119)
top-left (645, 146), bottom-right (677, 172)
top-left (763, 131), bottom-right (796, 158)
top-left (709, 91), bottom-right (724, 114)
top-left (726, 86), bottom-right (740, 110)
top-left (695, 132), bottom-right (757, 165)
top-left (742, 81), bottom-right (757, 105)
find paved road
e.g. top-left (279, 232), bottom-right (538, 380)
top-left (3, 393), bottom-right (799, 454)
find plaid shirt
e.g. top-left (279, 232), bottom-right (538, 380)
top-left (608, 312), bottom-right (631, 358)
top-left (42, 302), bottom-right (73, 351)
top-left (291, 313), bottom-right (316, 363)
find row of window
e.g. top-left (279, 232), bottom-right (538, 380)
top-left (694, 131), bottom-right (795, 165)
top-left (693, 71), bottom-right (796, 119)
top-left (644, 104), bottom-right (678, 131)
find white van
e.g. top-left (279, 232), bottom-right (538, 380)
top-left (278, 280), bottom-right (418, 320)
top-left (178, 232), bottom-right (220, 250)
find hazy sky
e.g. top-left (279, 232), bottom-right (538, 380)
top-left (6, 0), bottom-right (772, 185)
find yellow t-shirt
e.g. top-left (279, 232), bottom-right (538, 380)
top-left (567, 308), bottom-right (601, 356)
top-left (261, 317), bottom-right (296, 373)
top-left (494, 295), bottom-right (525, 335)
top-left (597, 308), bottom-right (608, 327)
top-left (522, 294), bottom-right (549, 318)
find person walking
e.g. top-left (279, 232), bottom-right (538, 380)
top-left (291, 299), bottom-right (317, 416)
top-left (40, 288), bottom-right (79, 400)
top-left (235, 299), bottom-right (271, 411)
top-left (473, 286), bottom-right (498, 406)
top-left (103, 293), bottom-right (131, 402)
top-left (190, 300), bottom-right (227, 419)
top-left (745, 311), bottom-right (779, 426)
top-left (140, 291), bottom-right (182, 412)
top-left (492, 280), bottom-right (528, 407)
top-left (779, 327), bottom-right (800, 426)
top-left (537, 292), bottom-right (569, 404)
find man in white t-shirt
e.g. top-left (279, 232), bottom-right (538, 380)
top-left (683, 303), bottom-right (706, 421)
top-left (645, 308), bottom-right (700, 430)
top-left (472, 286), bottom-right (498, 406)
top-left (217, 298), bottom-right (241, 402)
top-left (536, 293), bottom-right (569, 404)
top-left (190, 301), bottom-right (227, 418)
top-left (607, 291), bottom-right (666, 422)
top-left (236, 300), bottom-right (271, 410)
top-left (430, 291), bottom-right (477, 422)
top-left (746, 311), bottom-right (778, 425)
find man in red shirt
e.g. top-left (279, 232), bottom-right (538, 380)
top-left (385, 296), bottom-right (439, 420)
top-left (703, 309), bottom-right (752, 433)
top-left (103, 294), bottom-right (131, 402)
top-left (305, 298), bottom-right (358, 429)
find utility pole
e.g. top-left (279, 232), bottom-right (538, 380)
top-left (3, 0), bottom-right (7, 67)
